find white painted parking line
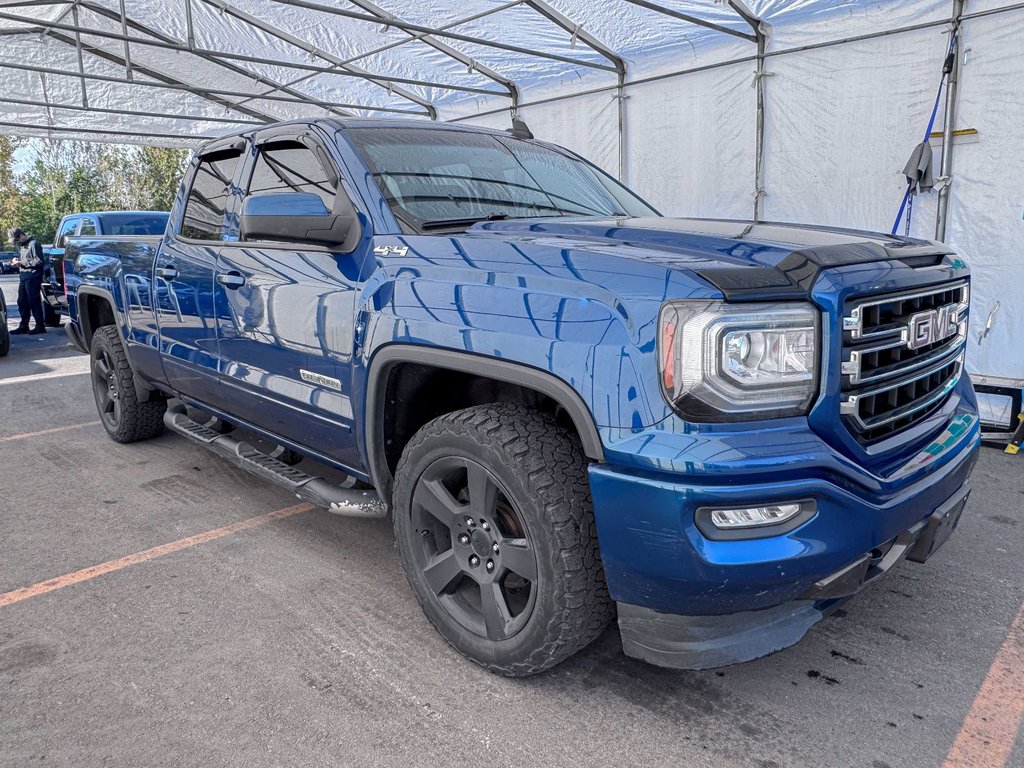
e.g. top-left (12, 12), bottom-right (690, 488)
top-left (0, 356), bottom-right (91, 386)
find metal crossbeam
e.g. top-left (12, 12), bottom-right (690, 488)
top-left (77, 3), bottom-right (370, 119)
top-left (93, 3), bottom-right (505, 99)
top-left (523, 0), bottom-right (625, 75)
top-left (346, 0), bottom-right (519, 105)
top-left (0, 118), bottom-right (216, 142)
top-left (232, 0), bottom-right (522, 113)
top-left (0, 95), bottom-right (265, 125)
top-left (0, 58), bottom-right (426, 115)
top-left (117, 0), bottom-right (132, 82)
top-left (264, 0), bottom-right (619, 73)
top-left (0, 6), bottom-right (503, 102)
top-left (199, 0), bottom-right (438, 118)
top-left (0, 4), bottom-right (371, 118)
top-left (621, 0), bottom-right (757, 42)
top-left (40, 27), bottom-right (283, 123)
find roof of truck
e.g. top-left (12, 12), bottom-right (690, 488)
top-left (199, 117), bottom-right (518, 153)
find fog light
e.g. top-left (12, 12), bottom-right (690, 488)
top-left (696, 499), bottom-right (816, 540)
top-left (710, 503), bottom-right (802, 529)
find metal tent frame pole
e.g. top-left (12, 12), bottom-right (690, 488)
top-left (228, 0), bottom-right (522, 114)
top-left (198, 0), bottom-right (438, 118)
top-left (346, 0), bottom-right (519, 108)
top-left (0, 59), bottom-right (425, 115)
top-left (725, 1), bottom-right (769, 222)
top-left (936, 0), bottom-right (966, 242)
top-left (263, 0), bottom-right (619, 73)
top-left (522, 0), bottom-right (628, 181)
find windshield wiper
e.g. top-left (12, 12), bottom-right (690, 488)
top-left (420, 213), bottom-right (513, 231)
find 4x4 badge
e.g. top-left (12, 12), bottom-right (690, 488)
top-left (373, 245), bottom-right (409, 256)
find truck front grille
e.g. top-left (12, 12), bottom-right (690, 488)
top-left (840, 281), bottom-right (968, 443)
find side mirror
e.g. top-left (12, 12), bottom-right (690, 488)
top-left (240, 191), bottom-right (361, 252)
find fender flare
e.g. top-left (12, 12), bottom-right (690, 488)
top-left (364, 345), bottom-right (605, 495)
top-left (77, 285), bottom-right (161, 403)
top-left (76, 284), bottom-right (119, 349)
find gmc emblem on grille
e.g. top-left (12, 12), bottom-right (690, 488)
top-left (906, 303), bottom-right (961, 350)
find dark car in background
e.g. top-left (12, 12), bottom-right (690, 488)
top-left (42, 211), bottom-right (169, 325)
top-left (0, 247), bottom-right (17, 275)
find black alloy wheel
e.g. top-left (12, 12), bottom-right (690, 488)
top-left (407, 455), bottom-right (538, 642)
top-left (393, 404), bottom-right (613, 676)
top-left (92, 344), bottom-right (122, 431)
top-left (89, 326), bottom-right (165, 443)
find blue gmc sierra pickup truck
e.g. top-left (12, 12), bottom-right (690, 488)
top-left (65, 118), bottom-right (979, 676)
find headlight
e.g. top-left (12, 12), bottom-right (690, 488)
top-left (658, 300), bottom-right (820, 421)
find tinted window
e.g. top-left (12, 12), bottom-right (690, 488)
top-left (246, 141), bottom-right (335, 211)
top-left (55, 218), bottom-right (79, 248)
top-left (346, 127), bottom-right (657, 231)
top-left (79, 218), bottom-right (96, 235)
top-left (98, 213), bottom-right (169, 236)
top-left (180, 149), bottom-right (242, 241)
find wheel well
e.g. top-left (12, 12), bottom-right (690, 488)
top-left (82, 293), bottom-right (115, 347)
top-left (374, 361), bottom-right (595, 499)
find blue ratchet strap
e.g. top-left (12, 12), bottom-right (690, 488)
top-left (891, 30), bottom-right (958, 236)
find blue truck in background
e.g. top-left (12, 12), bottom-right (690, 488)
top-left (41, 210), bottom-right (170, 326)
top-left (64, 118), bottom-right (979, 675)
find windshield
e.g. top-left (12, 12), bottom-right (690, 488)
top-left (345, 127), bottom-right (658, 231)
top-left (98, 213), bottom-right (169, 236)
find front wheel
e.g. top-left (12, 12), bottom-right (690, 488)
top-left (394, 404), bottom-right (613, 676)
top-left (90, 326), bottom-right (166, 443)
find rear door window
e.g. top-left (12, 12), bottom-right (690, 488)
top-left (245, 141), bottom-right (336, 216)
top-left (98, 213), bottom-right (169, 235)
top-left (78, 218), bottom-right (96, 236)
top-left (55, 218), bottom-right (79, 248)
top-left (180, 148), bottom-right (243, 241)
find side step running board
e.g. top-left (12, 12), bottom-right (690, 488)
top-left (164, 407), bottom-right (385, 518)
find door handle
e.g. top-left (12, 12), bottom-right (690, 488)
top-left (216, 271), bottom-right (246, 289)
top-left (156, 264), bottom-right (178, 280)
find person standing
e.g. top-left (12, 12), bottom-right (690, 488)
top-left (6, 227), bottom-right (47, 335)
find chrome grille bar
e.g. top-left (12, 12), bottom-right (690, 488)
top-left (840, 279), bottom-right (969, 442)
top-left (843, 281), bottom-right (968, 340)
top-left (841, 353), bottom-right (964, 432)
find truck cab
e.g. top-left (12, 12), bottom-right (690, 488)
top-left (64, 118), bottom-right (979, 676)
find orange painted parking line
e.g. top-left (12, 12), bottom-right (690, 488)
top-left (0, 503), bottom-right (314, 609)
top-left (0, 420), bottom-right (101, 444)
top-left (944, 599), bottom-right (1024, 768)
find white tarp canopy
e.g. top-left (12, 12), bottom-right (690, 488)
top-left (0, 0), bottom-right (1021, 380)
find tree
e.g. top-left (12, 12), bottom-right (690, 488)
top-left (0, 136), bottom-right (21, 244)
top-left (0, 138), bottom-right (190, 244)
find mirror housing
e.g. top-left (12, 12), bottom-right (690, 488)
top-left (240, 191), bottom-right (361, 252)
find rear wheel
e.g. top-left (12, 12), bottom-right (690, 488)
top-left (90, 326), bottom-right (166, 443)
top-left (394, 404), bottom-right (612, 676)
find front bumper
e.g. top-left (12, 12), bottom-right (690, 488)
top-left (589, 401), bottom-right (980, 669)
top-left (616, 480), bottom-right (972, 669)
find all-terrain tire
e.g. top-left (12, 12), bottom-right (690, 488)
top-left (394, 403), bottom-right (613, 676)
top-left (90, 325), bottom-right (166, 443)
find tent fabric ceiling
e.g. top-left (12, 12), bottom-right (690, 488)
top-left (0, 0), bottom-right (776, 143)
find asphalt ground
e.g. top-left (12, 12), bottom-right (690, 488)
top-left (1, 274), bottom-right (1022, 768)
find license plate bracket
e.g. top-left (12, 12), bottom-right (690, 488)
top-left (907, 483), bottom-right (971, 563)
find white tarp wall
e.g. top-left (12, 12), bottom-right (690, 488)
top-left (0, 0), bottom-right (1020, 378)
